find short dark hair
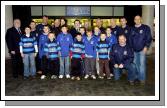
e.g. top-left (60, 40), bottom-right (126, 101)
top-left (80, 27), bottom-right (86, 30)
top-left (118, 34), bottom-right (126, 38)
top-left (48, 32), bottom-right (55, 36)
top-left (75, 33), bottom-right (82, 37)
top-left (74, 19), bottom-right (81, 24)
top-left (106, 26), bottom-right (111, 30)
top-left (86, 29), bottom-right (92, 32)
top-left (61, 25), bottom-right (68, 29)
top-left (25, 26), bottom-right (31, 30)
top-left (100, 31), bottom-right (106, 35)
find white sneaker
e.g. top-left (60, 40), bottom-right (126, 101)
top-left (110, 73), bottom-right (114, 77)
top-left (91, 75), bottom-right (96, 79)
top-left (66, 74), bottom-right (70, 79)
top-left (84, 74), bottom-right (89, 79)
top-left (51, 75), bottom-right (57, 79)
top-left (41, 75), bottom-right (46, 79)
top-left (59, 75), bottom-right (64, 79)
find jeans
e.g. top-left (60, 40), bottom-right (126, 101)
top-left (59, 56), bottom-right (70, 75)
top-left (23, 53), bottom-right (36, 77)
top-left (134, 51), bottom-right (146, 81)
top-left (113, 63), bottom-right (136, 81)
top-left (84, 58), bottom-right (96, 75)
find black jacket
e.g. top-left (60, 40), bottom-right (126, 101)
top-left (5, 27), bottom-right (22, 54)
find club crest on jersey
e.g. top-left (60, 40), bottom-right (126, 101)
top-left (90, 41), bottom-right (94, 44)
top-left (114, 50), bottom-right (117, 53)
top-left (114, 31), bottom-right (117, 34)
top-left (67, 38), bottom-right (69, 41)
top-left (123, 51), bottom-right (127, 55)
top-left (140, 30), bottom-right (143, 34)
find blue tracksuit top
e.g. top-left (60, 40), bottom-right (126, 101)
top-left (70, 40), bottom-right (85, 59)
top-left (119, 25), bottom-right (131, 45)
top-left (96, 40), bottom-right (110, 59)
top-left (106, 34), bottom-right (117, 52)
top-left (82, 35), bottom-right (98, 58)
top-left (130, 24), bottom-right (152, 52)
top-left (39, 33), bottom-right (48, 58)
top-left (44, 39), bottom-right (61, 60)
top-left (57, 32), bottom-right (73, 57)
top-left (111, 25), bottom-right (121, 39)
top-left (19, 34), bottom-right (37, 54)
top-left (111, 43), bottom-right (134, 68)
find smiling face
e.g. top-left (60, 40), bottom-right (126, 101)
top-left (74, 20), bottom-right (80, 29)
top-left (43, 26), bottom-right (50, 34)
top-left (86, 31), bottom-right (92, 37)
top-left (79, 28), bottom-right (85, 35)
top-left (14, 19), bottom-right (21, 28)
top-left (110, 19), bottom-right (116, 28)
top-left (76, 34), bottom-right (82, 41)
top-left (61, 26), bottom-right (68, 34)
top-left (106, 28), bottom-right (111, 35)
top-left (54, 19), bottom-right (60, 27)
top-left (42, 16), bottom-right (48, 25)
top-left (25, 27), bottom-right (31, 35)
top-left (120, 18), bottom-right (127, 27)
top-left (100, 33), bottom-right (106, 41)
top-left (94, 27), bottom-right (100, 35)
top-left (118, 35), bottom-right (126, 46)
top-left (48, 33), bottom-right (55, 41)
top-left (29, 22), bottom-right (36, 30)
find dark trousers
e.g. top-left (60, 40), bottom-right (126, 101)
top-left (99, 59), bottom-right (110, 77)
top-left (11, 53), bottom-right (23, 78)
top-left (71, 58), bottom-right (82, 77)
top-left (41, 55), bottom-right (48, 75)
top-left (35, 53), bottom-right (41, 71)
top-left (84, 58), bottom-right (96, 75)
top-left (48, 59), bottom-right (59, 76)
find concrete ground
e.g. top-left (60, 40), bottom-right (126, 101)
top-left (5, 55), bottom-right (155, 96)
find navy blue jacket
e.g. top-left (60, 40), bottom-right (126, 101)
top-left (44, 39), bottom-right (61, 60)
top-left (111, 44), bottom-right (134, 68)
top-left (130, 24), bottom-right (152, 52)
top-left (36, 23), bottom-right (51, 36)
top-left (111, 25), bottom-right (121, 39)
top-left (82, 35), bottom-right (98, 58)
top-left (57, 32), bottom-right (73, 57)
top-left (70, 28), bottom-right (80, 39)
top-left (119, 25), bottom-right (131, 45)
top-left (19, 35), bottom-right (37, 54)
top-left (106, 34), bottom-right (117, 52)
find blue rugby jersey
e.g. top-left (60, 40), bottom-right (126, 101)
top-left (19, 34), bottom-right (37, 54)
top-left (70, 40), bottom-right (85, 59)
top-left (44, 39), bottom-right (61, 60)
top-left (96, 40), bottom-right (110, 59)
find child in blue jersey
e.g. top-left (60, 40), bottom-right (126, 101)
top-left (96, 32), bottom-right (111, 79)
top-left (83, 30), bottom-right (98, 79)
top-left (106, 27), bottom-right (117, 77)
top-left (39, 25), bottom-right (50, 79)
top-left (42, 32), bottom-right (61, 79)
top-left (19, 27), bottom-right (38, 79)
top-left (57, 25), bottom-right (73, 79)
top-left (94, 26), bottom-right (101, 41)
top-left (70, 33), bottom-right (85, 80)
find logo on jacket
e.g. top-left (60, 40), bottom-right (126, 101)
top-left (123, 51), bottom-right (127, 55)
top-left (114, 31), bottom-right (117, 35)
top-left (90, 41), bottom-right (94, 44)
top-left (139, 30), bottom-right (143, 34)
top-left (125, 30), bottom-right (128, 34)
top-left (114, 50), bottom-right (117, 53)
top-left (67, 37), bottom-right (69, 41)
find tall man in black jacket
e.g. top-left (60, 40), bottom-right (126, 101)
top-left (6, 19), bottom-right (23, 78)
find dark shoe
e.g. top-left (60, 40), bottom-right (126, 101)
top-left (140, 80), bottom-right (145, 85)
top-left (24, 76), bottom-right (29, 80)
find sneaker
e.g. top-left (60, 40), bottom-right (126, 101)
top-left (51, 75), bottom-right (57, 79)
top-left (66, 74), bottom-right (70, 79)
top-left (84, 74), bottom-right (89, 79)
top-left (40, 75), bottom-right (46, 79)
top-left (59, 75), bottom-right (64, 79)
top-left (24, 76), bottom-right (29, 80)
top-left (91, 75), bottom-right (96, 79)
top-left (107, 77), bottom-right (111, 80)
top-left (76, 77), bottom-right (80, 81)
top-left (71, 76), bottom-right (75, 80)
top-left (110, 73), bottom-right (114, 77)
top-left (99, 76), bottom-right (104, 79)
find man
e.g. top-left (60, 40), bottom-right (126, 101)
top-left (130, 15), bottom-right (152, 85)
top-left (119, 17), bottom-right (131, 45)
top-left (5, 19), bottom-right (23, 78)
top-left (110, 18), bottom-right (121, 39)
top-left (51, 19), bottom-right (61, 37)
top-left (111, 34), bottom-right (137, 85)
top-left (70, 19), bottom-right (81, 39)
top-left (95, 18), bottom-right (105, 32)
top-left (36, 15), bottom-right (51, 36)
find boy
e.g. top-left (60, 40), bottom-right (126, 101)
top-left (70, 33), bottom-right (85, 80)
top-left (96, 32), bottom-right (111, 79)
top-left (79, 27), bottom-right (86, 37)
top-left (39, 25), bottom-right (50, 79)
top-left (57, 25), bottom-right (73, 79)
top-left (83, 29), bottom-right (98, 79)
top-left (43, 32), bottom-right (61, 79)
top-left (19, 27), bottom-right (38, 79)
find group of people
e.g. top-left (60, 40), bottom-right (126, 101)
top-left (6, 15), bottom-right (152, 85)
